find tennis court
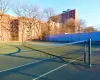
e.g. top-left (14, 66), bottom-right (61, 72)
top-left (0, 40), bottom-right (100, 80)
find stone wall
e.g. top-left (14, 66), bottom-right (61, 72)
top-left (18, 17), bottom-right (42, 42)
top-left (0, 14), bottom-right (42, 42)
top-left (0, 14), bottom-right (10, 42)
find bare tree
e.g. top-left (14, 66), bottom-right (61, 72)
top-left (0, 0), bottom-right (10, 41)
top-left (77, 19), bottom-right (86, 33)
top-left (0, 0), bottom-right (10, 13)
top-left (49, 15), bottom-right (60, 23)
top-left (41, 22), bottom-right (50, 40)
top-left (13, 4), bottom-right (42, 41)
top-left (82, 26), bottom-right (97, 32)
top-left (42, 8), bottom-right (56, 36)
top-left (63, 18), bottom-right (76, 33)
top-left (43, 8), bottom-right (55, 20)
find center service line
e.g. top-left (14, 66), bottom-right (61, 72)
top-left (32, 56), bottom-right (84, 80)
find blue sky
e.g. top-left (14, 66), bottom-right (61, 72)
top-left (8, 0), bottom-right (100, 27)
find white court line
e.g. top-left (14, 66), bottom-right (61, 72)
top-left (0, 58), bottom-right (53, 73)
top-left (32, 56), bottom-right (84, 80)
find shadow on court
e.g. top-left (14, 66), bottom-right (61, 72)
top-left (0, 44), bottom-right (100, 80)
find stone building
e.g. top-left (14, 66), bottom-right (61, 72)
top-left (49, 9), bottom-right (80, 33)
top-left (18, 17), bottom-right (42, 42)
top-left (0, 14), bottom-right (42, 42)
top-left (0, 14), bottom-right (10, 41)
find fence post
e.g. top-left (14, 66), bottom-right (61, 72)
top-left (88, 39), bottom-right (92, 67)
top-left (84, 41), bottom-right (86, 64)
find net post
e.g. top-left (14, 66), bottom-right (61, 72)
top-left (88, 39), bottom-right (92, 67)
top-left (84, 41), bottom-right (86, 64)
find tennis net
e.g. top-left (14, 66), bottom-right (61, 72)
top-left (22, 40), bottom-right (92, 66)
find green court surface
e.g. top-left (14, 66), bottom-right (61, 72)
top-left (0, 55), bottom-right (34, 71)
top-left (0, 43), bottom-right (18, 54)
top-left (0, 41), bottom-right (100, 80)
